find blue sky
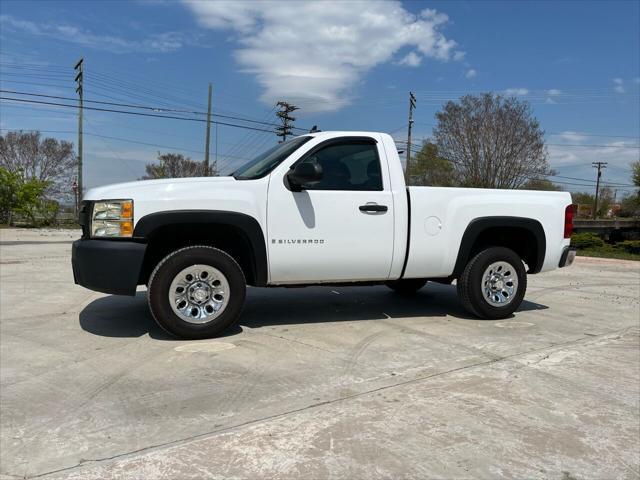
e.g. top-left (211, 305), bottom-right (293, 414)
top-left (0, 0), bottom-right (638, 196)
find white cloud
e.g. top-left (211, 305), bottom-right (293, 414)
top-left (453, 51), bottom-right (466, 61)
top-left (613, 78), bottom-right (625, 93)
top-left (546, 89), bottom-right (562, 95)
top-left (552, 131), bottom-right (589, 143)
top-left (397, 51), bottom-right (422, 67)
top-left (0, 14), bottom-right (194, 53)
top-left (465, 68), bottom-right (477, 79)
top-left (503, 88), bottom-right (529, 96)
top-left (548, 143), bottom-right (639, 171)
top-left (547, 133), bottom-right (639, 172)
top-left (181, 1), bottom-right (463, 112)
top-left (634, 77), bottom-right (640, 84)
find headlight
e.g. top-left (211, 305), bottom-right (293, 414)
top-left (91, 200), bottom-right (133, 238)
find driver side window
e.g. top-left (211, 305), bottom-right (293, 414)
top-left (298, 140), bottom-right (383, 191)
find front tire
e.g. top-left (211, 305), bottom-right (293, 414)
top-left (148, 246), bottom-right (246, 339)
top-left (457, 247), bottom-right (526, 319)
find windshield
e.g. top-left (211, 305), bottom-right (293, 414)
top-left (232, 136), bottom-right (312, 180)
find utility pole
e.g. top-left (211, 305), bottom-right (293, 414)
top-left (275, 101), bottom-right (298, 142)
top-left (203, 83), bottom-right (213, 176)
top-left (74, 57), bottom-right (83, 204)
top-left (592, 162), bottom-right (607, 219)
top-left (405, 91), bottom-right (416, 181)
top-left (214, 122), bottom-right (218, 176)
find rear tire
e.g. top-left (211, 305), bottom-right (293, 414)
top-left (148, 246), bottom-right (246, 339)
top-left (457, 247), bottom-right (526, 319)
top-left (386, 278), bottom-right (428, 294)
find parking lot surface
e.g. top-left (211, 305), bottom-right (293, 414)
top-left (1, 228), bottom-right (639, 479)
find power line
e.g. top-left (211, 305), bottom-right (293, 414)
top-left (549, 174), bottom-right (635, 187)
top-left (0, 96), bottom-right (277, 133)
top-left (548, 133), bottom-right (640, 139)
top-left (547, 143), bottom-right (639, 149)
top-left (0, 89), bottom-right (308, 131)
top-left (0, 79), bottom-right (75, 89)
top-left (216, 106), bottom-right (279, 173)
top-left (414, 122), bottom-right (639, 140)
top-left (396, 140), bottom-right (638, 188)
top-left (83, 70), bottom-right (311, 131)
top-left (407, 136), bottom-right (639, 150)
top-left (0, 128), bottom-right (257, 163)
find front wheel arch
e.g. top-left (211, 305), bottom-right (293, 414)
top-left (134, 210), bottom-right (268, 287)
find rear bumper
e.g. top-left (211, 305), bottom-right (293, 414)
top-left (72, 239), bottom-right (146, 296)
top-left (558, 246), bottom-right (577, 268)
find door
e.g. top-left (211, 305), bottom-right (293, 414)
top-left (267, 136), bottom-right (395, 283)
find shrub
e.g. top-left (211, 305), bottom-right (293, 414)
top-left (616, 240), bottom-right (640, 255)
top-left (571, 232), bottom-right (604, 249)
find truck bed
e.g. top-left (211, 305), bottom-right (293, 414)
top-left (404, 187), bottom-right (572, 278)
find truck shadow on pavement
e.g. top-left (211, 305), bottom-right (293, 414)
top-left (79, 282), bottom-right (548, 340)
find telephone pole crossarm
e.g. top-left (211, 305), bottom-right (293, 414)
top-left (275, 101), bottom-right (299, 142)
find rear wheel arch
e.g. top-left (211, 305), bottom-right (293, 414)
top-left (134, 210), bottom-right (268, 287)
top-left (452, 217), bottom-right (546, 276)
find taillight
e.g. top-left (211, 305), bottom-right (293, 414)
top-left (564, 204), bottom-right (576, 238)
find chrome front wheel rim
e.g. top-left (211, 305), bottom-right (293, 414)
top-left (482, 261), bottom-right (518, 307)
top-left (169, 264), bottom-right (230, 324)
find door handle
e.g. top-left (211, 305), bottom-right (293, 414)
top-left (359, 203), bottom-right (388, 213)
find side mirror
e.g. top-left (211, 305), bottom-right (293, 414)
top-left (287, 160), bottom-right (323, 191)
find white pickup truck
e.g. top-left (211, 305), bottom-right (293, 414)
top-left (72, 131), bottom-right (576, 339)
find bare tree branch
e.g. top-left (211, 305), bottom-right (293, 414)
top-left (433, 93), bottom-right (549, 189)
top-left (141, 152), bottom-right (205, 179)
top-left (0, 131), bottom-right (76, 201)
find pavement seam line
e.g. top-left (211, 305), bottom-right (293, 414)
top-left (27, 326), bottom-right (635, 479)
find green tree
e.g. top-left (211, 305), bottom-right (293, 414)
top-left (520, 177), bottom-right (561, 191)
top-left (618, 162), bottom-right (640, 217)
top-left (619, 194), bottom-right (640, 218)
top-left (0, 167), bottom-right (21, 224)
top-left (0, 166), bottom-right (54, 225)
top-left (13, 177), bottom-right (49, 225)
top-left (0, 131), bottom-right (76, 200)
top-left (573, 188), bottom-right (615, 218)
top-left (433, 93), bottom-right (550, 188)
top-left (571, 192), bottom-right (595, 205)
top-left (596, 186), bottom-right (614, 217)
top-left (408, 142), bottom-right (456, 186)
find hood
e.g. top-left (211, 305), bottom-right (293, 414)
top-left (84, 176), bottom-right (237, 201)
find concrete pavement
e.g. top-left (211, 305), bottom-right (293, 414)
top-left (1, 228), bottom-right (638, 479)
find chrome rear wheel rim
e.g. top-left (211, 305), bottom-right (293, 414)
top-left (169, 264), bottom-right (230, 324)
top-left (482, 261), bottom-right (518, 307)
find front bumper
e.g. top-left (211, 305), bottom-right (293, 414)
top-left (72, 239), bottom-right (146, 296)
top-left (559, 246), bottom-right (577, 268)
